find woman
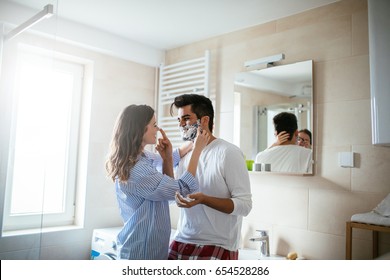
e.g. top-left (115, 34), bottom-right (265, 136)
top-left (297, 129), bottom-right (312, 149)
top-left (105, 104), bottom-right (209, 260)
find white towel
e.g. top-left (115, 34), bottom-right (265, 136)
top-left (373, 193), bottom-right (390, 217)
top-left (351, 211), bottom-right (390, 226)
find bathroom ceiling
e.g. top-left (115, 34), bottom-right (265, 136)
top-left (7, 0), bottom-right (339, 50)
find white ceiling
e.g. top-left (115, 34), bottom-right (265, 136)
top-left (7, 0), bottom-right (339, 50)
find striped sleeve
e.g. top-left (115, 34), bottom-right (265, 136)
top-left (130, 157), bottom-right (198, 201)
top-left (144, 149), bottom-right (181, 170)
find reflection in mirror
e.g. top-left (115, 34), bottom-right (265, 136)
top-left (234, 60), bottom-right (313, 174)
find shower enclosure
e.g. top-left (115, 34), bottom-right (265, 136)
top-left (0, 2), bottom-right (59, 260)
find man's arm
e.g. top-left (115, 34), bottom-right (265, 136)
top-left (176, 192), bottom-right (234, 214)
top-left (176, 146), bottom-right (252, 216)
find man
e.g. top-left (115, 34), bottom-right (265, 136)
top-left (255, 112), bottom-right (312, 173)
top-left (168, 94), bottom-right (252, 260)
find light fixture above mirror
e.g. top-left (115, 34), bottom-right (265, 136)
top-left (244, 53), bottom-right (285, 69)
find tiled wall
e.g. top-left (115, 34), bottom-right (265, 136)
top-left (167, 0), bottom-right (390, 259)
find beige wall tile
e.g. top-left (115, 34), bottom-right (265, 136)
top-left (220, 21), bottom-right (276, 48)
top-left (309, 189), bottom-right (386, 235)
top-left (315, 55), bottom-right (370, 104)
top-left (276, 0), bottom-right (364, 33)
top-left (319, 99), bottom-right (371, 147)
top-left (276, 16), bottom-right (352, 63)
top-left (273, 225), bottom-right (346, 260)
top-left (316, 145), bottom-right (352, 190)
top-left (248, 174), bottom-right (309, 229)
top-left (352, 145), bottom-right (390, 193)
top-left (352, 10), bottom-right (369, 55)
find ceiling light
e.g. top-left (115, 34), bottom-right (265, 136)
top-left (4, 4), bottom-right (54, 42)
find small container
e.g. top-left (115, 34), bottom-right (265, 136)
top-left (263, 163), bottom-right (271, 172)
top-left (253, 162), bottom-right (262, 171)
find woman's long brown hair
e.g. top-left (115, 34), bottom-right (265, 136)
top-left (105, 104), bottom-right (154, 183)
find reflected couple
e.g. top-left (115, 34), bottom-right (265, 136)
top-left (233, 60), bottom-right (313, 174)
top-left (255, 112), bottom-right (312, 173)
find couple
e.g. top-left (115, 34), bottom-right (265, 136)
top-left (255, 112), bottom-right (312, 173)
top-left (106, 94), bottom-right (252, 260)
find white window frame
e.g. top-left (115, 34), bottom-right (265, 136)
top-left (2, 45), bottom-right (86, 232)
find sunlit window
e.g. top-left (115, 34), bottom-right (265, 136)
top-left (3, 46), bottom-right (84, 231)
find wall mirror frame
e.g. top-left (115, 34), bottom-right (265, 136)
top-left (233, 60), bottom-right (314, 174)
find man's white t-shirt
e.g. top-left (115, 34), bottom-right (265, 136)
top-left (173, 138), bottom-right (252, 251)
top-left (255, 145), bottom-right (312, 173)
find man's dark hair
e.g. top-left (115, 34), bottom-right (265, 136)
top-left (273, 112), bottom-right (298, 141)
top-left (170, 94), bottom-right (214, 132)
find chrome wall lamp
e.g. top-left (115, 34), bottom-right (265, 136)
top-left (244, 53), bottom-right (285, 69)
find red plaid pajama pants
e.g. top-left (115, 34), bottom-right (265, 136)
top-left (168, 240), bottom-right (238, 260)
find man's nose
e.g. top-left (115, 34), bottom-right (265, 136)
top-left (179, 120), bottom-right (186, 127)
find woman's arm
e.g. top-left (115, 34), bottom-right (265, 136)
top-left (156, 129), bottom-right (174, 177)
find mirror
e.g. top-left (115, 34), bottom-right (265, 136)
top-left (233, 60), bottom-right (313, 174)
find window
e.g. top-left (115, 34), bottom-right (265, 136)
top-left (3, 46), bottom-right (85, 231)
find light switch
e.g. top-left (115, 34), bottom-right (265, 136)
top-left (339, 152), bottom-right (355, 168)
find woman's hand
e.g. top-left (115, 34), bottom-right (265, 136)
top-left (192, 127), bottom-right (210, 152)
top-left (276, 131), bottom-right (289, 144)
top-left (269, 131), bottom-right (289, 148)
top-left (156, 128), bottom-right (173, 160)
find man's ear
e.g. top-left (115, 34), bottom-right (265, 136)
top-left (200, 116), bottom-right (210, 128)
